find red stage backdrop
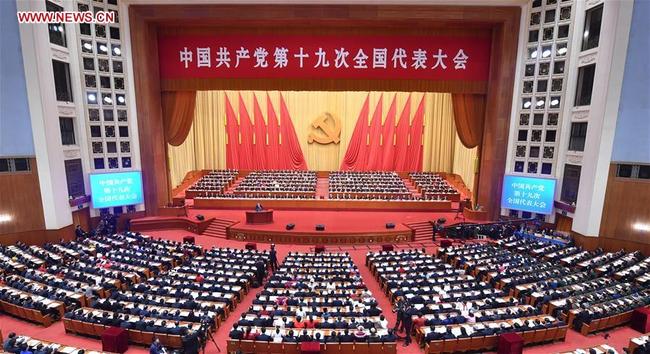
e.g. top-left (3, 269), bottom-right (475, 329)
top-left (158, 35), bottom-right (491, 81)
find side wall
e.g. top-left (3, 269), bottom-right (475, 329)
top-left (0, 158), bottom-right (46, 237)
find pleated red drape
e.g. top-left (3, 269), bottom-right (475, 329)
top-left (161, 91), bottom-right (197, 146)
top-left (365, 95), bottom-right (383, 170)
top-left (393, 94), bottom-right (411, 171)
top-left (253, 97), bottom-right (268, 170)
top-left (265, 94), bottom-right (281, 170)
top-left (341, 93), bottom-right (427, 171)
top-left (381, 96), bottom-right (397, 170)
top-left (340, 95), bottom-right (370, 171)
top-left (405, 95), bottom-right (426, 171)
top-left (452, 94), bottom-right (486, 148)
top-left (237, 94), bottom-right (255, 169)
top-left (225, 96), bottom-right (240, 169)
top-left (224, 93), bottom-right (307, 170)
top-left (279, 94), bottom-right (308, 170)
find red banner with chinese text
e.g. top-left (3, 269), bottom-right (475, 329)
top-left (158, 35), bottom-right (491, 81)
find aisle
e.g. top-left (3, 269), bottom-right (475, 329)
top-left (348, 251), bottom-right (424, 354)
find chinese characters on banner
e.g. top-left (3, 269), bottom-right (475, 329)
top-left (95, 176), bottom-right (138, 205)
top-left (500, 175), bottom-right (556, 215)
top-left (90, 171), bottom-right (144, 209)
top-left (158, 35), bottom-right (491, 80)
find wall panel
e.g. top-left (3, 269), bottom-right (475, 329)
top-left (599, 164), bottom-right (650, 244)
top-left (0, 158), bottom-right (45, 236)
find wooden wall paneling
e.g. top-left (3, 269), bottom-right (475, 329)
top-left (476, 14), bottom-right (520, 220)
top-left (573, 232), bottom-right (650, 256)
top-left (599, 164), bottom-right (650, 244)
top-left (0, 158), bottom-right (45, 236)
top-left (129, 12), bottom-right (169, 216)
top-left (0, 224), bottom-right (74, 247)
top-left (72, 207), bottom-right (91, 232)
top-left (555, 213), bottom-right (573, 232)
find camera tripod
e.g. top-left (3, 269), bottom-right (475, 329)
top-left (201, 329), bottom-right (221, 353)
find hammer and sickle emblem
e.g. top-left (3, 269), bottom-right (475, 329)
top-left (308, 112), bottom-right (341, 144)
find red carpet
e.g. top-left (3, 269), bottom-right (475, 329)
top-left (0, 229), bottom-right (641, 353)
top-left (186, 208), bottom-right (459, 234)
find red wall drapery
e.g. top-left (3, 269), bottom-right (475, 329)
top-left (225, 93), bottom-right (307, 170)
top-left (452, 94), bottom-right (486, 148)
top-left (365, 95), bottom-right (384, 170)
top-left (381, 96), bottom-right (397, 170)
top-left (340, 94), bottom-right (426, 171)
top-left (405, 95), bottom-right (425, 172)
top-left (225, 96), bottom-right (240, 169)
top-left (340, 95), bottom-right (370, 171)
top-left (279, 94), bottom-right (308, 170)
top-left (161, 91), bottom-right (196, 146)
top-left (265, 94), bottom-right (281, 169)
top-left (393, 94), bottom-right (411, 171)
top-left (237, 94), bottom-right (255, 169)
top-left (253, 97), bottom-right (268, 169)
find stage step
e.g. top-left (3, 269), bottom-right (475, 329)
top-left (223, 176), bottom-right (245, 195)
top-left (405, 221), bottom-right (434, 241)
top-left (315, 177), bottom-right (329, 200)
top-left (401, 178), bottom-right (422, 199)
top-left (201, 218), bottom-right (237, 238)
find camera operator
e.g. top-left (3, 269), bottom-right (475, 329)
top-left (149, 336), bottom-right (167, 354)
top-left (183, 317), bottom-right (214, 354)
top-left (181, 327), bottom-right (200, 354)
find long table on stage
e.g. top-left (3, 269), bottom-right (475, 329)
top-left (246, 210), bottom-right (274, 224)
top-left (194, 198), bottom-right (453, 211)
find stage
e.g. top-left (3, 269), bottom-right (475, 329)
top-left (192, 197), bottom-right (453, 211)
top-left (130, 208), bottom-right (475, 245)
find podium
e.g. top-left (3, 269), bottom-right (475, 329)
top-left (497, 333), bottom-right (523, 354)
top-left (246, 209), bottom-right (274, 224)
top-left (102, 327), bottom-right (128, 353)
top-left (464, 207), bottom-right (489, 221)
top-left (631, 307), bottom-right (650, 333)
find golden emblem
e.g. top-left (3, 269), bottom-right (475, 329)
top-left (308, 112), bottom-right (341, 144)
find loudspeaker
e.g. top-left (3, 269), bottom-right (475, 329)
top-left (385, 223), bottom-right (395, 229)
top-left (315, 224), bottom-right (325, 231)
top-left (196, 215), bottom-right (205, 221)
top-left (286, 223), bottom-right (295, 230)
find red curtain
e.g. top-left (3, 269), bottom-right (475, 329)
top-left (265, 93), bottom-right (281, 170)
top-left (225, 96), bottom-right (240, 169)
top-left (340, 95), bottom-right (370, 171)
top-left (406, 95), bottom-right (425, 171)
top-left (381, 96), bottom-right (397, 170)
top-left (365, 95), bottom-right (383, 170)
top-left (393, 94), bottom-right (411, 171)
top-left (341, 93), bottom-right (427, 171)
top-left (452, 94), bottom-right (486, 148)
top-left (279, 94), bottom-right (308, 170)
top-left (161, 91), bottom-right (196, 146)
top-left (224, 93), bottom-right (307, 170)
top-left (238, 94), bottom-right (255, 169)
top-left (253, 97), bottom-right (268, 170)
